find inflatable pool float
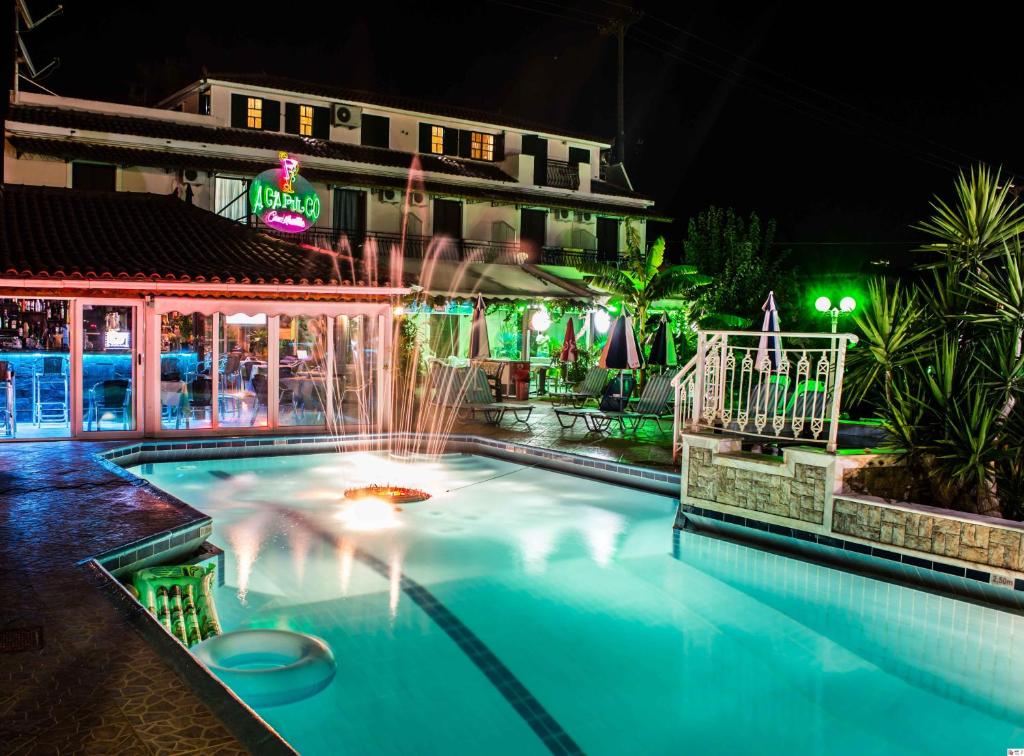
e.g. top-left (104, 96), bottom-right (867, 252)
top-left (132, 564), bottom-right (221, 647)
top-left (192, 629), bottom-right (336, 708)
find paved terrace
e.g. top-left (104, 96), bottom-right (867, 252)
top-left (0, 409), bottom-right (675, 752)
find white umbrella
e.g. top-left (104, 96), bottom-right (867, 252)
top-left (755, 291), bottom-right (783, 371)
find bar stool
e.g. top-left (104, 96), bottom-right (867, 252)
top-left (33, 356), bottom-right (69, 427)
top-left (0, 360), bottom-right (15, 438)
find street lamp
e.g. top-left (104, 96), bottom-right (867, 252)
top-left (815, 295), bottom-right (857, 333)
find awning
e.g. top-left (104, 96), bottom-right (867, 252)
top-left (401, 259), bottom-right (600, 303)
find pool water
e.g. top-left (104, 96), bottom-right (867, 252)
top-left (136, 452), bottom-right (1024, 755)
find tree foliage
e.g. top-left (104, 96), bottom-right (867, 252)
top-left (849, 165), bottom-right (1024, 518)
top-left (683, 206), bottom-right (799, 328)
top-left (580, 221), bottom-right (709, 350)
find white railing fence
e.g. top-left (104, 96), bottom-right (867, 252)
top-left (672, 330), bottom-right (858, 457)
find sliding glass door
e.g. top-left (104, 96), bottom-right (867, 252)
top-left (78, 301), bottom-right (143, 436)
top-left (147, 302), bottom-right (389, 437)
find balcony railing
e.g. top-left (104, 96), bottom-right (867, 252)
top-left (545, 159), bottom-right (581, 190)
top-left (253, 223), bottom-right (627, 268)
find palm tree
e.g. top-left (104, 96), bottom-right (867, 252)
top-left (580, 221), bottom-right (709, 352)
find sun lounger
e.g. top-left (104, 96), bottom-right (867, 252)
top-left (426, 364), bottom-right (534, 426)
top-left (551, 366), bottom-right (608, 408)
top-left (555, 373), bottom-right (671, 434)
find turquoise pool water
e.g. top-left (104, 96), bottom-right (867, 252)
top-left (136, 452), bottom-right (1024, 755)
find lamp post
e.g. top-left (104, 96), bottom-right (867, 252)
top-left (815, 296), bottom-right (857, 333)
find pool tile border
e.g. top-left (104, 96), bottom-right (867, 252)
top-left (97, 432), bottom-right (681, 497)
top-left (678, 504), bottom-right (1024, 611)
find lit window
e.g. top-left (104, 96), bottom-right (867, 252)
top-left (299, 105), bottom-right (313, 136)
top-left (246, 97), bottom-right (262, 129)
top-left (431, 126), bottom-right (444, 154)
top-left (470, 132), bottom-right (494, 161)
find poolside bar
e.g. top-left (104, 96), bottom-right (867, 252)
top-left (0, 184), bottom-right (406, 441)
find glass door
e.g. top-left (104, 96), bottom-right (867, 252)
top-left (77, 301), bottom-right (142, 436)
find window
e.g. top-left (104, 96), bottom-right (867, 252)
top-left (246, 97), bottom-right (262, 129)
top-left (470, 132), bottom-right (494, 161)
top-left (360, 114), bottom-right (390, 148)
top-left (431, 126), bottom-right (444, 154)
top-left (214, 176), bottom-right (250, 222)
top-left (299, 105), bottom-right (313, 136)
top-left (72, 163), bottom-right (116, 192)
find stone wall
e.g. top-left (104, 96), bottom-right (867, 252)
top-left (833, 497), bottom-right (1024, 572)
top-left (686, 446), bottom-right (826, 525)
top-left (679, 433), bottom-right (1024, 585)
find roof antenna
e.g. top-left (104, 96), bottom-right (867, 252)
top-left (15, 0), bottom-right (63, 97)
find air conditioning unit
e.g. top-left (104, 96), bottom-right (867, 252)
top-left (332, 103), bottom-right (362, 128)
top-left (379, 188), bottom-right (401, 203)
top-left (554, 209), bottom-right (572, 222)
top-left (409, 191), bottom-right (427, 206)
top-left (575, 211), bottom-right (593, 222)
top-left (181, 168), bottom-right (202, 184)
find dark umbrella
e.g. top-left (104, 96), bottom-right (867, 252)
top-left (599, 310), bottom-right (643, 405)
top-left (469, 295), bottom-right (490, 359)
top-left (560, 318), bottom-right (579, 363)
top-left (755, 291), bottom-right (783, 371)
top-left (647, 314), bottom-right (677, 370)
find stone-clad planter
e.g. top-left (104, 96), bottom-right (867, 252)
top-left (677, 433), bottom-right (1024, 603)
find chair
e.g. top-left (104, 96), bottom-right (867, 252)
top-left (426, 365), bottom-right (534, 426)
top-left (222, 353), bottom-right (242, 391)
top-left (0, 361), bottom-right (15, 438)
top-left (249, 373), bottom-right (268, 426)
top-left (554, 373), bottom-right (648, 434)
top-left (160, 355), bottom-right (181, 381)
top-left (552, 366), bottom-right (608, 408)
top-left (337, 369), bottom-right (370, 430)
top-left (33, 356), bottom-right (69, 427)
top-left (89, 379), bottom-right (131, 431)
top-left (189, 375), bottom-right (213, 424)
top-left (291, 379), bottom-right (326, 425)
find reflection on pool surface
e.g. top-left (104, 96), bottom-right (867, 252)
top-left (135, 452), bottom-right (1024, 755)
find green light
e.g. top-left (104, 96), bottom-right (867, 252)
top-left (815, 296), bottom-right (832, 312)
top-left (839, 296), bottom-right (857, 313)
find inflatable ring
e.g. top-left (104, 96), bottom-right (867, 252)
top-left (193, 629), bottom-right (336, 708)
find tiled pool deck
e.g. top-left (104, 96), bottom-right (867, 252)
top-left (0, 408), bottom-right (675, 753)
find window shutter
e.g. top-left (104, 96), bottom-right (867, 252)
top-left (230, 94), bottom-right (247, 128)
top-left (284, 103), bottom-right (300, 135)
top-left (312, 106), bottom-right (330, 139)
top-left (493, 133), bottom-right (505, 161)
top-left (459, 130), bottom-right (472, 158)
top-left (419, 123), bottom-right (432, 153)
top-left (443, 128), bottom-right (460, 156)
top-left (262, 99), bottom-right (280, 131)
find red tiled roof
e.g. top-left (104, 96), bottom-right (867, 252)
top-left (8, 137), bottom-right (668, 220)
top-left (7, 103), bottom-right (515, 183)
top-left (0, 184), bottom-right (395, 287)
top-left (204, 73), bottom-right (613, 144)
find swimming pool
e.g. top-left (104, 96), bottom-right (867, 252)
top-left (135, 451), bottom-right (1024, 755)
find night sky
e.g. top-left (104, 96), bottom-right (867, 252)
top-left (11, 1), bottom-right (1022, 272)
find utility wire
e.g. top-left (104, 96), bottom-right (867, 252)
top-left (597, 0), bottom-right (1019, 178)
top-left (490, 0), bottom-right (1013, 179)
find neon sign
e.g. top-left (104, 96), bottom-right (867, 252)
top-left (249, 152), bottom-right (321, 233)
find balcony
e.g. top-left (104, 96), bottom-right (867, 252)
top-left (253, 224), bottom-right (625, 268)
top-left (545, 159), bottom-right (581, 190)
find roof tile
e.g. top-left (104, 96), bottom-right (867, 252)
top-left (0, 184), bottom-right (394, 287)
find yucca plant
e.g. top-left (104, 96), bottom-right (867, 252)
top-left (848, 164), bottom-right (1024, 517)
top-left (913, 164), bottom-right (1024, 266)
top-left (846, 278), bottom-right (933, 406)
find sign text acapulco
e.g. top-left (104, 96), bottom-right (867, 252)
top-left (249, 151), bottom-right (321, 233)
